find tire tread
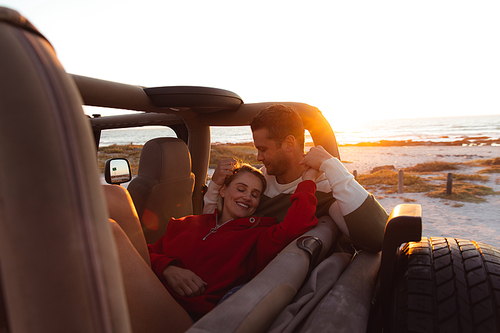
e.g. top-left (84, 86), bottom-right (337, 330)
top-left (392, 237), bottom-right (500, 333)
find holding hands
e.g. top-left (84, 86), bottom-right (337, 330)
top-left (301, 146), bottom-right (332, 170)
top-left (302, 166), bottom-right (323, 182)
top-left (301, 145), bottom-right (333, 181)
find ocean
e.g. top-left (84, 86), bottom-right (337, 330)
top-left (98, 114), bottom-right (500, 147)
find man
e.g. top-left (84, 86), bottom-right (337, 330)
top-left (206, 104), bottom-right (388, 252)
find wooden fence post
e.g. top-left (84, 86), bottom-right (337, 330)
top-left (446, 173), bottom-right (453, 195)
top-left (398, 169), bottom-right (404, 194)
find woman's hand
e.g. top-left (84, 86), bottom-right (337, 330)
top-left (301, 146), bottom-right (331, 182)
top-left (302, 166), bottom-right (323, 182)
top-left (211, 158), bottom-right (237, 185)
top-left (163, 266), bottom-right (208, 297)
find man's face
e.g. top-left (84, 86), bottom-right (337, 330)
top-left (252, 128), bottom-right (290, 176)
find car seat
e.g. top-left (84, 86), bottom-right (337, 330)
top-left (127, 137), bottom-right (195, 244)
top-left (0, 6), bottom-right (130, 332)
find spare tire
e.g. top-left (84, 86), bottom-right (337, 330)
top-left (390, 237), bottom-right (500, 333)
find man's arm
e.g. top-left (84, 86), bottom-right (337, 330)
top-left (304, 146), bottom-right (388, 252)
top-left (334, 194), bottom-right (388, 252)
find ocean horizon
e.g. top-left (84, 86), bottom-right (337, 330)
top-left (98, 114), bottom-right (500, 147)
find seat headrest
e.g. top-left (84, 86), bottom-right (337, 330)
top-left (0, 7), bottom-right (48, 42)
top-left (137, 137), bottom-right (192, 183)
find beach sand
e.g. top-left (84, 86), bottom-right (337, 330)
top-left (338, 145), bottom-right (500, 175)
top-left (338, 145), bottom-right (500, 248)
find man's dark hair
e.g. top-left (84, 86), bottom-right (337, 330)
top-left (250, 104), bottom-right (305, 148)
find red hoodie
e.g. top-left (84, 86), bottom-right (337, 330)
top-left (148, 180), bottom-right (318, 319)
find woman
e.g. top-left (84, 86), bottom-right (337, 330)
top-left (105, 161), bottom-right (321, 332)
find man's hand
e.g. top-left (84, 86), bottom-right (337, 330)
top-left (211, 158), bottom-right (237, 185)
top-left (163, 266), bottom-right (208, 297)
top-left (301, 146), bottom-right (333, 170)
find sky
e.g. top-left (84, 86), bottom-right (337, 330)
top-left (3, 1), bottom-right (500, 124)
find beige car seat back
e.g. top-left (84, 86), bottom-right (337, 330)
top-left (0, 7), bottom-right (131, 332)
top-left (127, 137), bottom-right (195, 244)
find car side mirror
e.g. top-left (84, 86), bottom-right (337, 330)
top-left (104, 158), bottom-right (132, 185)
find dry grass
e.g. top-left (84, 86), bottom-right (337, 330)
top-left (399, 196), bottom-right (417, 203)
top-left (426, 183), bottom-right (498, 203)
top-left (465, 158), bottom-right (500, 174)
top-left (430, 173), bottom-right (490, 182)
top-left (404, 161), bottom-right (460, 173)
top-left (357, 170), bottom-right (436, 194)
top-left (358, 160), bottom-right (499, 203)
top-left (209, 144), bottom-right (259, 166)
top-left (467, 157), bottom-right (500, 166)
top-left (478, 166), bottom-right (500, 174)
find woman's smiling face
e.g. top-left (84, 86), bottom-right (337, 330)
top-left (219, 171), bottom-right (263, 222)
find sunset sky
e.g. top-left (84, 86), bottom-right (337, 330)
top-left (4, 1), bottom-right (500, 124)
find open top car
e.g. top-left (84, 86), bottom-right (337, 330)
top-left (1, 7), bottom-right (500, 333)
